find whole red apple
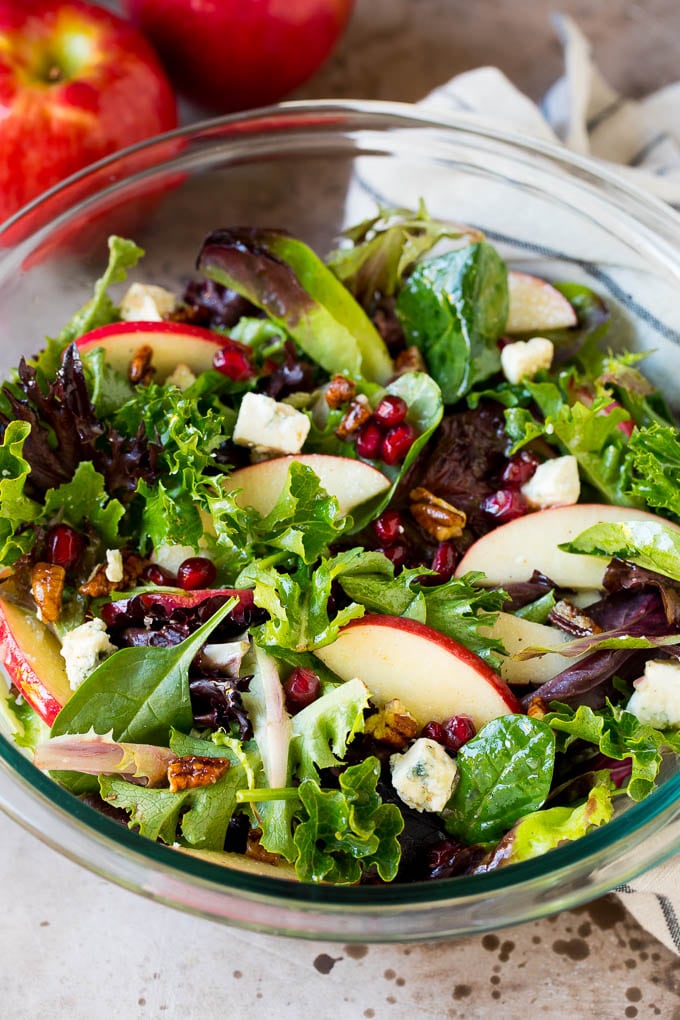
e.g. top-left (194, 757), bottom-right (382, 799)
top-left (0, 0), bottom-right (177, 224)
top-left (124, 0), bottom-right (354, 112)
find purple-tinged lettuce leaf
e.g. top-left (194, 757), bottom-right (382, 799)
top-left (34, 731), bottom-right (175, 786)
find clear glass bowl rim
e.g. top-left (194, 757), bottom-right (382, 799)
top-left (1, 99), bottom-right (680, 936)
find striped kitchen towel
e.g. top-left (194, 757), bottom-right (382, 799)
top-left (420, 12), bottom-right (680, 956)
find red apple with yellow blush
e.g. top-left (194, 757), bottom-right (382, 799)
top-left (0, 0), bottom-right (177, 223)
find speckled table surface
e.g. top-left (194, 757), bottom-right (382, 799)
top-left (3, 2), bottom-right (680, 1017)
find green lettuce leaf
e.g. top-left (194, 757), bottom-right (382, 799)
top-left (326, 202), bottom-right (481, 306)
top-left (57, 236), bottom-right (144, 345)
top-left (396, 242), bottom-right (508, 403)
top-left (0, 420), bottom-right (42, 565)
top-left (41, 461), bottom-right (125, 548)
top-left (81, 346), bottom-right (135, 417)
top-left (545, 700), bottom-right (680, 801)
top-left (293, 756), bottom-right (404, 883)
top-left (482, 779), bottom-right (614, 868)
top-left (290, 677), bottom-right (370, 782)
top-left (256, 462), bottom-right (348, 564)
top-left (560, 519), bottom-right (680, 582)
top-left (445, 715), bottom-right (555, 843)
top-left (627, 422), bottom-right (680, 518)
top-left (0, 688), bottom-right (49, 754)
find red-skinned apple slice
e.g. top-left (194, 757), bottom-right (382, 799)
top-left (227, 454), bottom-right (390, 517)
top-left (76, 321), bottom-right (226, 381)
top-left (456, 504), bottom-right (680, 589)
top-left (314, 614), bottom-right (519, 729)
top-left (101, 588), bottom-right (254, 628)
top-left (506, 272), bottom-right (578, 333)
top-left (0, 598), bottom-right (72, 725)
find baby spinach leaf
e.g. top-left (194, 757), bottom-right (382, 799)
top-left (51, 598), bottom-right (237, 745)
top-left (293, 756), bottom-right (404, 883)
top-left (445, 715), bottom-right (555, 843)
top-left (396, 242), bottom-right (507, 403)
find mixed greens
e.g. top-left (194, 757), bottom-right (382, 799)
top-left (2, 204), bottom-right (680, 885)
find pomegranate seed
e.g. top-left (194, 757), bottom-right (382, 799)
top-left (355, 421), bottom-right (383, 459)
top-left (378, 543), bottom-right (409, 570)
top-left (500, 450), bottom-right (540, 488)
top-left (374, 394), bottom-right (408, 428)
top-left (481, 488), bottom-right (527, 522)
top-left (142, 564), bottom-right (175, 586)
top-left (284, 667), bottom-right (321, 714)
top-left (441, 715), bottom-right (476, 752)
top-left (381, 422), bottom-right (417, 465)
top-left (431, 542), bottom-right (458, 580)
top-left (177, 556), bottom-right (217, 590)
top-left (373, 509), bottom-right (405, 544)
top-left (213, 340), bottom-right (256, 381)
top-left (421, 721), bottom-right (446, 743)
top-left (46, 524), bottom-right (85, 571)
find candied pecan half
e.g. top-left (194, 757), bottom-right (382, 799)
top-left (31, 561), bottom-right (65, 623)
top-left (335, 395), bottom-right (372, 440)
top-left (246, 827), bottom-right (282, 865)
top-left (325, 374), bottom-right (357, 409)
top-left (409, 486), bottom-right (467, 542)
top-left (526, 696), bottom-right (549, 720)
top-left (365, 698), bottom-right (419, 749)
top-left (167, 755), bottom-right (230, 792)
top-left (129, 344), bottom-right (156, 386)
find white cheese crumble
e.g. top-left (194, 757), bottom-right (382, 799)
top-left (120, 283), bottom-right (177, 322)
top-left (521, 455), bottom-right (580, 509)
top-left (500, 336), bottom-right (554, 385)
top-left (60, 619), bottom-right (117, 692)
top-left (166, 363), bottom-right (197, 391)
top-left (202, 640), bottom-right (250, 676)
top-left (104, 548), bottom-right (124, 584)
top-left (627, 660), bottom-right (680, 730)
top-left (390, 737), bottom-right (458, 813)
top-left (233, 392), bottom-right (310, 455)
top-left (151, 543), bottom-right (200, 576)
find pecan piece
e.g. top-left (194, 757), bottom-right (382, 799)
top-left (394, 345), bottom-right (426, 376)
top-left (79, 550), bottom-right (147, 597)
top-left (365, 698), bottom-right (419, 749)
top-left (129, 344), bottom-right (156, 386)
top-left (335, 395), bottom-right (372, 440)
top-left (246, 827), bottom-right (282, 865)
top-left (325, 374), bottom-right (356, 409)
top-left (167, 755), bottom-right (230, 792)
top-left (526, 696), bottom-right (549, 721)
top-left (409, 486), bottom-right (467, 542)
top-left (31, 561), bottom-right (65, 623)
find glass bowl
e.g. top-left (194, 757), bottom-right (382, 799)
top-left (1, 101), bottom-right (680, 942)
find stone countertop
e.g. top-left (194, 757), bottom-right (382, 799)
top-left (3, 2), bottom-right (680, 1017)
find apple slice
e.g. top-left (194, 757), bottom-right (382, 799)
top-left (76, 321), bottom-right (226, 381)
top-left (177, 845), bottom-right (297, 880)
top-left (506, 272), bottom-right (578, 333)
top-left (314, 615), bottom-right (519, 729)
top-left (0, 598), bottom-right (71, 725)
top-left (456, 504), bottom-right (678, 589)
top-left (482, 613), bottom-right (577, 686)
top-left (101, 588), bottom-right (255, 628)
top-left (227, 454), bottom-right (390, 517)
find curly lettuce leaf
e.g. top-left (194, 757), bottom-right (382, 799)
top-left (445, 715), bottom-right (555, 844)
top-left (545, 700), bottom-right (680, 801)
top-left (293, 756), bottom-right (404, 884)
top-left (561, 519), bottom-right (680, 582)
top-left (326, 201), bottom-right (481, 306)
top-left (41, 461), bottom-right (125, 548)
top-left (627, 422), bottom-right (680, 518)
top-left (0, 688), bottom-right (49, 754)
top-left (57, 236), bottom-right (144, 346)
top-left (0, 420), bottom-right (42, 564)
top-left (291, 677), bottom-right (370, 782)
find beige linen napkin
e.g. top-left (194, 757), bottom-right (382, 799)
top-left (417, 14), bottom-right (680, 955)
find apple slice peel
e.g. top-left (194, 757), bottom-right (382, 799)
top-left (506, 271), bottom-right (578, 333)
top-left (314, 614), bottom-right (519, 729)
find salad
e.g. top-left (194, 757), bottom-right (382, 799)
top-left (2, 204), bottom-right (680, 886)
